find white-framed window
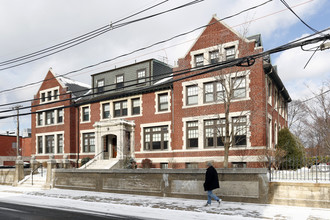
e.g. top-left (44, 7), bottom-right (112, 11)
top-left (36, 108), bottom-right (64, 127)
top-left (187, 121), bottom-right (198, 148)
top-left (82, 132), bottom-right (95, 153)
top-left (137, 69), bottom-right (146, 84)
top-left (114, 100), bottom-right (128, 117)
top-left (81, 105), bottom-right (90, 122)
top-left (232, 76), bottom-right (246, 99)
top-left (132, 98), bottom-right (140, 115)
top-left (96, 79), bottom-right (105, 93)
top-left (144, 126), bottom-right (169, 151)
top-left (210, 50), bottom-right (219, 64)
top-left (194, 54), bottom-right (204, 67)
top-left (225, 46), bottom-right (236, 60)
top-left (39, 87), bottom-right (60, 104)
top-left (116, 75), bottom-right (124, 89)
top-left (102, 103), bottom-right (110, 119)
top-left (36, 131), bottom-right (64, 155)
top-left (158, 93), bottom-right (168, 111)
top-left (186, 85), bottom-right (198, 105)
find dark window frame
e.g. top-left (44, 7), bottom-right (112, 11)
top-left (45, 135), bottom-right (54, 154)
top-left (131, 98), bottom-right (140, 115)
top-left (137, 69), bottom-right (146, 84)
top-left (83, 132), bottom-right (95, 153)
top-left (194, 54), bottom-right (204, 67)
top-left (38, 136), bottom-right (43, 154)
top-left (187, 121), bottom-right (198, 148)
top-left (158, 93), bottom-right (168, 112)
top-left (57, 134), bottom-right (63, 153)
top-left (225, 46), bottom-right (236, 60)
top-left (232, 76), bottom-right (246, 99)
top-left (232, 116), bottom-right (247, 146)
top-left (186, 85), bottom-right (198, 105)
top-left (45, 110), bottom-right (55, 125)
top-left (204, 119), bottom-right (225, 148)
top-left (102, 103), bottom-right (110, 119)
top-left (144, 126), bottom-right (169, 151)
top-left (57, 108), bottom-right (63, 123)
top-left (116, 74), bottom-right (124, 89)
top-left (82, 106), bottom-right (90, 122)
top-left (114, 100), bottom-right (128, 117)
top-left (96, 79), bottom-right (105, 94)
top-left (210, 50), bottom-right (219, 64)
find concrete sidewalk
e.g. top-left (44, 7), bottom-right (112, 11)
top-left (0, 185), bottom-right (329, 219)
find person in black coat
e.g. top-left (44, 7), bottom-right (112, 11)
top-left (203, 161), bottom-right (221, 206)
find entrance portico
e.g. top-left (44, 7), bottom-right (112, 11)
top-left (94, 119), bottom-right (135, 160)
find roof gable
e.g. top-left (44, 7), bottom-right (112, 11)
top-left (182, 15), bottom-right (253, 60)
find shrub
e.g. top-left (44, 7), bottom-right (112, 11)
top-left (141, 158), bottom-right (152, 169)
top-left (81, 157), bottom-right (91, 166)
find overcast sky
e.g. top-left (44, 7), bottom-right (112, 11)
top-left (0, 0), bottom-right (329, 134)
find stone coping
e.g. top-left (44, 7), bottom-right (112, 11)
top-left (54, 168), bottom-right (268, 174)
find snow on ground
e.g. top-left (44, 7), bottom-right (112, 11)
top-left (0, 185), bottom-right (329, 220)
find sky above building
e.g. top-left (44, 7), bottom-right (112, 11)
top-left (0, 0), bottom-right (329, 134)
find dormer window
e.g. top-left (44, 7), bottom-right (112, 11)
top-left (116, 75), bottom-right (124, 89)
top-left (137, 69), bottom-right (146, 84)
top-left (97, 79), bottom-right (105, 93)
top-left (225, 46), bottom-right (235, 60)
top-left (210, 50), bottom-right (219, 64)
top-left (194, 54), bottom-right (204, 67)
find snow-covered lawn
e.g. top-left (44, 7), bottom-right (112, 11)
top-left (0, 185), bottom-right (329, 219)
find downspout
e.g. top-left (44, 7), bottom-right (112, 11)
top-left (76, 106), bottom-right (80, 168)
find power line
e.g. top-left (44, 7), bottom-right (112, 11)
top-left (0, 0), bottom-right (202, 71)
top-left (0, 31), bottom-right (329, 120)
top-left (0, 0), bottom-right (274, 95)
top-left (280, 0), bottom-right (319, 34)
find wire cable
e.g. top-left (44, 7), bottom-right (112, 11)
top-left (0, 0), bottom-right (201, 71)
top-left (0, 0), bottom-right (274, 95)
top-left (0, 31), bottom-right (329, 119)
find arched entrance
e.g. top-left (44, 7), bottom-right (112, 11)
top-left (94, 119), bottom-right (135, 161)
top-left (102, 134), bottom-right (117, 159)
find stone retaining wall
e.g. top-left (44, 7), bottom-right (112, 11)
top-left (268, 182), bottom-right (330, 208)
top-left (53, 168), bottom-right (269, 204)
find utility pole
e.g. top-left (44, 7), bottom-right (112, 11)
top-left (12, 105), bottom-right (23, 157)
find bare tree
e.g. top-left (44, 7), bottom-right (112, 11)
top-left (302, 81), bottom-right (330, 153)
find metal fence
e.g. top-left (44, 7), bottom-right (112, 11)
top-left (268, 155), bottom-right (330, 183)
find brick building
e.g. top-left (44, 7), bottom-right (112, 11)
top-left (29, 16), bottom-right (291, 168)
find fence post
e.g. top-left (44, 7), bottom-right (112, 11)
top-left (13, 156), bottom-right (24, 186)
top-left (46, 155), bottom-right (57, 188)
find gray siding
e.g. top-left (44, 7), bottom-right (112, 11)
top-left (92, 59), bottom-right (172, 97)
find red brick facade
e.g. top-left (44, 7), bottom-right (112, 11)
top-left (28, 17), bottom-right (290, 168)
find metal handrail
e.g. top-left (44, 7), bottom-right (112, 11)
top-left (81, 150), bottom-right (105, 169)
top-left (31, 164), bottom-right (43, 186)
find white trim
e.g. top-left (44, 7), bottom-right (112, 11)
top-left (190, 41), bottom-right (239, 68)
top-left (182, 71), bottom-right (250, 108)
top-left (140, 121), bottom-right (172, 153)
top-left (154, 90), bottom-right (171, 114)
top-left (39, 86), bottom-right (60, 104)
top-left (182, 111), bottom-right (251, 150)
top-left (35, 131), bottom-right (65, 155)
top-left (80, 129), bottom-right (96, 154)
top-left (80, 104), bottom-right (91, 124)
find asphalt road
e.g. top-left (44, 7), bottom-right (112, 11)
top-left (0, 201), bottom-right (145, 220)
